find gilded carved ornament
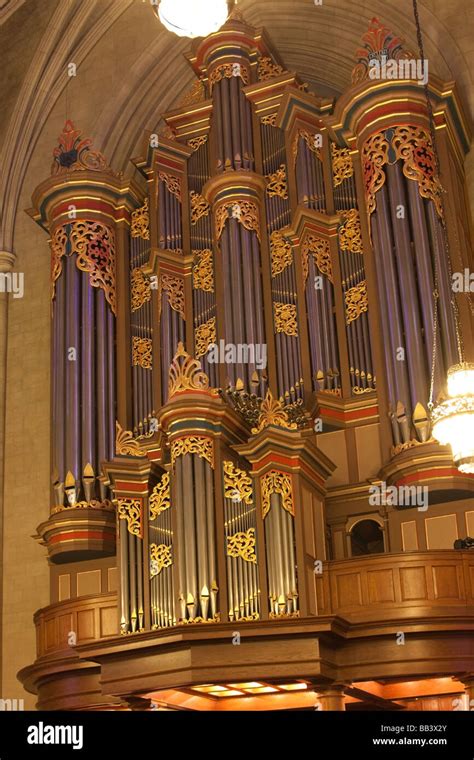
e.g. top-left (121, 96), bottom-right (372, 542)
top-left (338, 209), bottom-right (363, 255)
top-left (223, 461), bottom-right (253, 505)
top-left (188, 135), bottom-right (208, 152)
top-left (352, 17), bottom-right (415, 85)
top-left (331, 143), bottom-right (354, 187)
top-left (132, 337), bottom-right (152, 369)
top-left (226, 528), bottom-right (257, 563)
top-left (266, 164), bottom-right (288, 199)
top-left (209, 62), bottom-right (250, 88)
top-left (215, 200), bottom-right (260, 242)
top-left (301, 234), bottom-right (333, 283)
top-left (345, 280), bottom-right (369, 324)
top-left (258, 56), bottom-right (286, 81)
top-left (260, 113), bottom-right (277, 127)
top-left (192, 249), bottom-right (214, 292)
top-left (292, 129), bottom-right (323, 166)
top-left (195, 316), bottom-right (216, 358)
top-left (149, 473), bottom-right (171, 521)
top-left (168, 341), bottom-right (216, 396)
top-left (52, 120), bottom-right (109, 175)
top-left (51, 221), bottom-right (116, 313)
top-left (171, 436), bottom-right (214, 468)
top-left (158, 172), bottom-right (182, 202)
top-left (115, 420), bottom-right (153, 457)
top-left (130, 267), bottom-right (151, 312)
top-left (178, 79), bottom-right (206, 107)
top-left (131, 198), bottom-right (150, 240)
top-left (117, 498), bottom-right (142, 537)
top-left (261, 470), bottom-right (294, 519)
top-left (252, 389), bottom-right (297, 434)
top-left (150, 543), bottom-right (172, 576)
top-left (159, 274), bottom-right (185, 320)
top-left (274, 301), bottom-right (298, 336)
top-left (190, 191), bottom-right (210, 225)
top-left (270, 229), bottom-right (293, 277)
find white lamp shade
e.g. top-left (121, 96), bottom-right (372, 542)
top-left (158, 0), bottom-right (229, 38)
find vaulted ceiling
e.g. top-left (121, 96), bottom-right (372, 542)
top-left (1, 0), bottom-right (473, 249)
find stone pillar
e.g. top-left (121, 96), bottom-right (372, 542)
top-left (0, 248), bottom-right (15, 690)
top-left (313, 682), bottom-right (348, 711)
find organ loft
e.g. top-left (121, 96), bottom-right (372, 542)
top-left (15, 10), bottom-right (474, 711)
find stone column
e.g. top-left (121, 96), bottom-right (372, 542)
top-left (0, 248), bottom-right (15, 691)
top-left (313, 682), bottom-right (348, 711)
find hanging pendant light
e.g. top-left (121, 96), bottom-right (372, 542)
top-left (411, 0), bottom-right (474, 473)
top-left (431, 363), bottom-right (474, 473)
top-left (155, 0), bottom-right (229, 39)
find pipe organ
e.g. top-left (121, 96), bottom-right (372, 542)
top-left (30, 11), bottom-right (472, 646)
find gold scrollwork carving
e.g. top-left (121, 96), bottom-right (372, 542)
top-left (188, 135), bottom-right (208, 151)
top-left (51, 221), bottom-right (116, 313)
top-left (252, 389), bottom-right (297, 434)
top-left (258, 56), bottom-right (286, 81)
top-left (195, 316), bottom-right (216, 358)
top-left (132, 336), bottom-right (152, 369)
top-left (361, 131), bottom-right (390, 218)
top-left (192, 249), bottom-right (214, 292)
top-left (150, 543), bottom-right (172, 576)
top-left (261, 470), bottom-right (294, 519)
top-left (117, 498), bottom-right (142, 537)
top-left (331, 143), bottom-right (354, 187)
top-left (131, 198), bottom-right (150, 240)
top-left (168, 341), bottom-right (215, 396)
top-left (160, 274), bottom-right (185, 319)
top-left (171, 436), bottom-right (214, 468)
top-left (115, 421), bottom-right (151, 457)
top-left (159, 172), bottom-right (182, 202)
top-left (392, 125), bottom-right (443, 218)
top-left (227, 528), bottom-right (257, 563)
top-left (292, 129), bottom-right (322, 166)
top-left (339, 209), bottom-right (363, 254)
top-left (345, 280), bottom-right (368, 324)
top-left (266, 164), bottom-right (288, 199)
top-left (178, 79), bottom-right (205, 107)
top-left (260, 113), bottom-right (277, 126)
top-left (190, 191), bottom-right (210, 225)
top-left (223, 461), bottom-right (253, 505)
top-left (274, 302), bottom-right (298, 336)
top-left (215, 200), bottom-right (260, 242)
top-left (149, 473), bottom-right (170, 521)
top-left (270, 229), bottom-right (293, 277)
top-left (209, 62), bottom-right (250, 88)
top-left (301, 234), bottom-right (333, 283)
top-left (130, 267), bottom-right (151, 312)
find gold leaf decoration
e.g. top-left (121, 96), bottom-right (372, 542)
top-left (131, 198), bottom-right (150, 239)
top-left (178, 79), bottom-right (205, 107)
top-left (339, 209), bottom-right (363, 254)
top-left (223, 461), bottom-right (253, 505)
top-left (132, 337), bottom-right (152, 369)
top-left (117, 498), bottom-right (142, 537)
top-left (266, 164), bottom-right (288, 199)
top-left (130, 267), bottom-right (151, 312)
top-left (150, 543), bottom-right (172, 575)
top-left (209, 62), bottom-right (250, 88)
top-left (188, 135), bottom-right (208, 151)
top-left (261, 470), bottom-right (294, 519)
top-left (260, 113), bottom-right (277, 126)
top-left (274, 302), bottom-right (298, 336)
top-left (301, 234), bottom-right (333, 283)
top-left (293, 129), bottom-right (323, 166)
top-left (115, 421), bottom-right (150, 457)
top-left (392, 125), bottom-right (443, 219)
top-left (252, 389), bottom-right (297, 434)
top-left (258, 56), bottom-right (286, 81)
top-left (160, 274), bottom-right (185, 319)
top-left (159, 172), bottom-right (182, 202)
top-left (331, 143), bottom-right (354, 187)
top-left (345, 280), bottom-right (368, 324)
top-left (192, 249), bottom-right (214, 292)
top-left (227, 528), bottom-right (257, 563)
top-left (168, 341), bottom-right (215, 396)
top-left (190, 191), bottom-right (210, 225)
top-left (215, 200), bottom-right (260, 241)
top-left (270, 229), bottom-right (293, 277)
top-left (171, 436), bottom-right (214, 468)
top-left (195, 316), bottom-right (216, 358)
top-left (361, 131), bottom-right (391, 218)
top-left (149, 473), bottom-right (170, 521)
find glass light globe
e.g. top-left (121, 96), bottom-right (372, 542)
top-left (432, 362), bottom-right (474, 473)
top-left (157, 0), bottom-right (229, 38)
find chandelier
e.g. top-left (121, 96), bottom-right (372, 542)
top-left (412, 0), bottom-right (474, 473)
top-left (155, 0), bottom-right (230, 38)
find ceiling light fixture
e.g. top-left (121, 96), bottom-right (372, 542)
top-left (154, 0), bottom-right (230, 39)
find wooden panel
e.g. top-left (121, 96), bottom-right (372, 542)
top-left (401, 521), bottom-right (418, 552)
top-left (77, 569), bottom-right (102, 597)
top-left (107, 567), bottom-right (118, 592)
top-left (432, 565), bottom-right (461, 599)
top-left (45, 618), bottom-right (57, 651)
top-left (425, 514), bottom-right (458, 550)
top-left (367, 569), bottom-right (395, 604)
top-left (58, 613), bottom-right (73, 650)
top-left (58, 574), bottom-right (71, 602)
top-left (76, 609), bottom-right (95, 642)
top-left (333, 531), bottom-right (345, 560)
top-left (399, 566), bottom-right (428, 601)
top-left (466, 511), bottom-right (474, 536)
top-left (335, 572), bottom-right (363, 607)
top-left (100, 605), bottom-right (118, 637)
